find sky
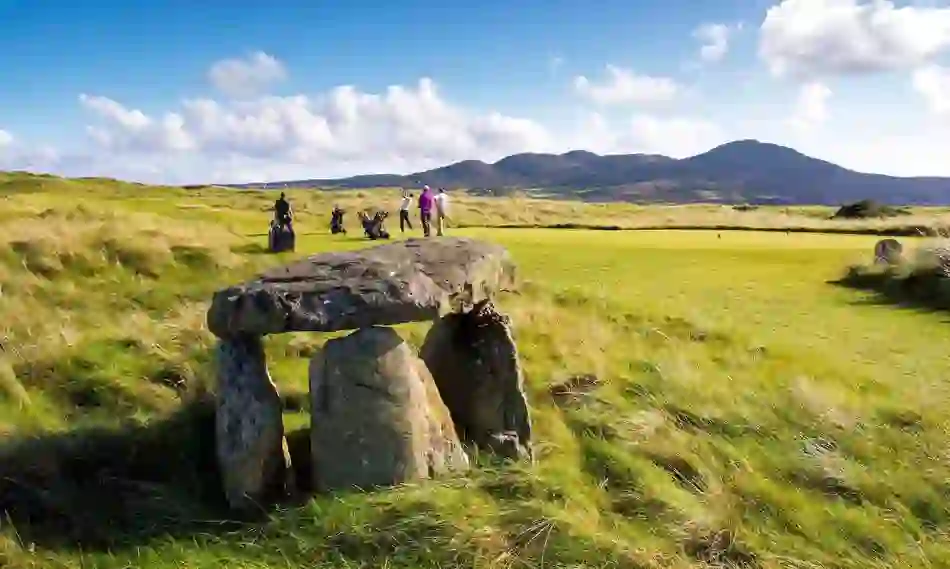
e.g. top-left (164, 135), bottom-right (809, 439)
top-left (1, 0), bottom-right (950, 184)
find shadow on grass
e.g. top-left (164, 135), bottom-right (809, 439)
top-left (829, 266), bottom-right (950, 316)
top-left (244, 231), bottom-right (341, 238)
top-left (230, 242), bottom-right (271, 255)
top-left (0, 398), bottom-right (312, 551)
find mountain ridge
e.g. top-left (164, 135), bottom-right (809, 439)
top-left (223, 140), bottom-right (950, 205)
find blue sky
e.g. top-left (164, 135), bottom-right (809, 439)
top-left (1, 0), bottom-right (949, 183)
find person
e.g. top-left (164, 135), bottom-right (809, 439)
top-left (330, 204), bottom-right (346, 234)
top-left (434, 188), bottom-right (450, 236)
top-left (418, 185), bottom-right (434, 237)
top-left (274, 192), bottom-right (293, 231)
top-left (398, 190), bottom-right (413, 233)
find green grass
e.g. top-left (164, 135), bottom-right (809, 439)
top-left (2, 174), bottom-right (950, 568)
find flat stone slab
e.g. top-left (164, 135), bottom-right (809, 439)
top-left (208, 237), bottom-right (516, 337)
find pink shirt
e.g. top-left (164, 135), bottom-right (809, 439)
top-left (418, 191), bottom-right (434, 213)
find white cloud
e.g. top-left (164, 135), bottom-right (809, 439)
top-left (578, 112), bottom-right (726, 157)
top-left (786, 81), bottom-right (833, 131)
top-left (759, 0), bottom-right (950, 78)
top-left (781, 122), bottom-right (950, 177)
top-left (574, 65), bottom-right (679, 105)
top-left (693, 22), bottom-right (742, 63)
top-left (626, 115), bottom-right (726, 156)
top-left (79, 94), bottom-right (196, 152)
top-left (208, 51), bottom-right (288, 98)
top-left (74, 77), bottom-right (560, 182)
top-left (549, 56), bottom-right (564, 74)
top-left (0, 133), bottom-right (60, 173)
top-left (913, 64), bottom-right (950, 115)
top-left (64, 68), bottom-right (731, 183)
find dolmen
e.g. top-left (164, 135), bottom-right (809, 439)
top-left (206, 237), bottom-right (533, 512)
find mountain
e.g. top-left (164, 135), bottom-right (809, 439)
top-left (224, 140), bottom-right (950, 205)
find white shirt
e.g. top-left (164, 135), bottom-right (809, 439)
top-left (399, 196), bottom-right (411, 211)
top-left (434, 192), bottom-right (449, 216)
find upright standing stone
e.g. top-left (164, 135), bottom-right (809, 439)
top-left (309, 326), bottom-right (469, 492)
top-left (421, 301), bottom-right (533, 461)
top-left (214, 335), bottom-right (292, 511)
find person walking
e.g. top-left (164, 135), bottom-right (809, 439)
top-left (418, 185), bottom-right (434, 237)
top-left (398, 190), bottom-right (413, 233)
top-left (434, 188), bottom-right (450, 236)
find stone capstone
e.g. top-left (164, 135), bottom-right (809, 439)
top-left (309, 326), bottom-right (470, 491)
top-left (206, 237), bottom-right (516, 338)
top-left (420, 301), bottom-right (533, 461)
top-left (214, 335), bottom-right (293, 511)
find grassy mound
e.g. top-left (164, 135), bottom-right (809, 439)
top-left (2, 174), bottom-right (950, 568)
top-left (832, 199), bottom-right (911, 220)
top-left (838, 239), bottom-right (950, 311)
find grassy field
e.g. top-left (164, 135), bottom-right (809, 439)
top-left (2, 173), bottom-right (950, 568)
top-left (7, 171), bottom-right (950, 235)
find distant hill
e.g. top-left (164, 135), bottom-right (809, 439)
top-left (223, 140), bottom-right (950, 205)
